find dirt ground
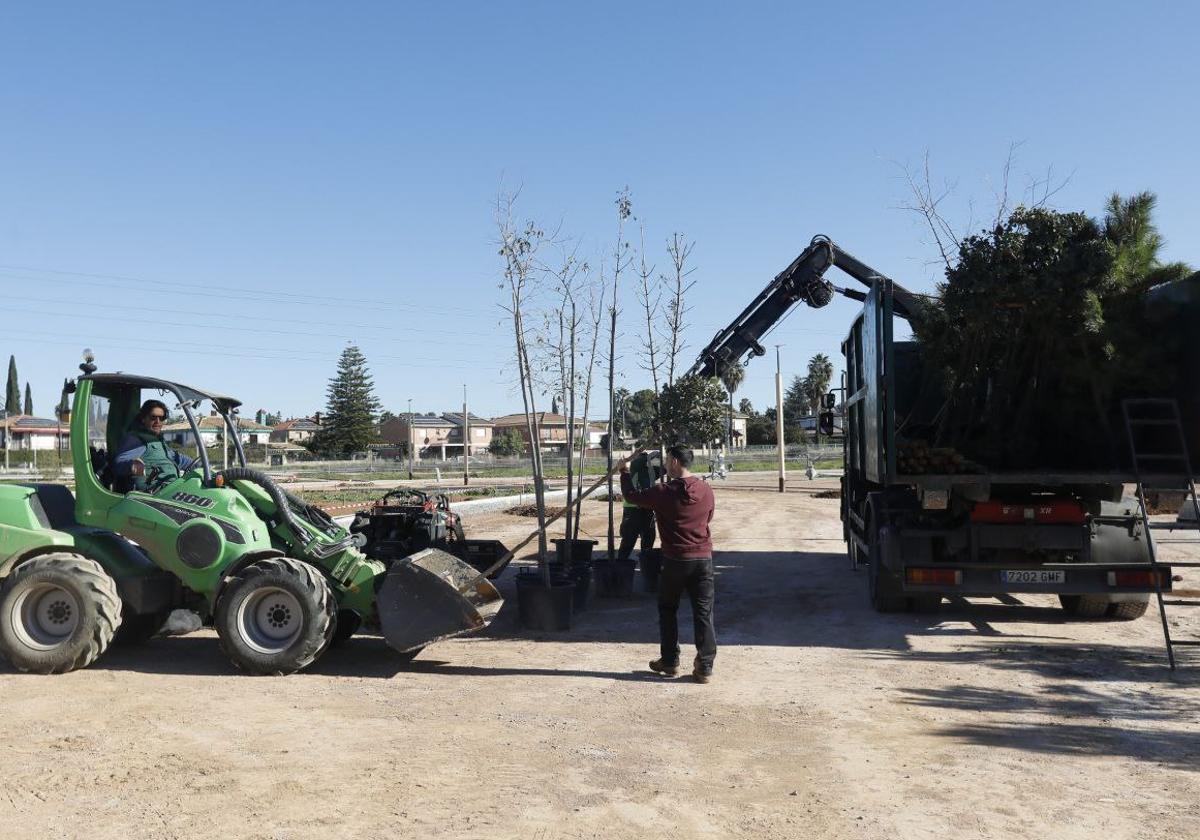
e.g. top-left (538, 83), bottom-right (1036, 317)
top-left (1, 476), bottom-right (1197, 840)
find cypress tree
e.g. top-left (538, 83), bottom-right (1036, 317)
top-left (57, 379), bottom-right (71, 419)
top-left (23, 383), bottom-right (32, 416)
top-left (317, 345), bottom-right (381, 457)
top-left (5, 356), bottom-right (19, 415)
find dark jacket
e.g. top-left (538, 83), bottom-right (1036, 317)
top-left (620, 471), bottom-right (714, 559)
top-left (113, 428), bottom-right (195, 491)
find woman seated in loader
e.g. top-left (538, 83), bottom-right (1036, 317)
top-left (112, 399), bottom-right (196, 492)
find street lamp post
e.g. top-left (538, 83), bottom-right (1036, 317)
top-left (463, 384), bottom-right (470, 487)
top-left (775, 345), bottom-right (786, 493)
top-left (407, 398), bottom-right (413, 480)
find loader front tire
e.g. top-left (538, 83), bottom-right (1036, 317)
top-left (0, 553), bottom-right (122, 674)
top-left (215, 558), bottom-right (335, 675)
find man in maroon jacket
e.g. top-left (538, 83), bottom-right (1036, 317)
top-left (619, 444), bottom-right (717, 683)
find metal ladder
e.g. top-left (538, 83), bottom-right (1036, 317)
top-left (1122, 398), bottom-right (1200, 670)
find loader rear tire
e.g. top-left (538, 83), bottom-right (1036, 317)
top-left (0, 553), bottom-right (122, 674)
top-left (215, 558), bottom-right (335, 675)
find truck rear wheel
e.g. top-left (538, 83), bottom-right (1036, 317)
top-left (0, 553), bottom-right (122, 674)
top-left (1058, 594), bottom-right (1110, 618)
top-left (215, 558), bottom-right (335, 675)
top-left (1107, 598), bottom-right (1150, 620)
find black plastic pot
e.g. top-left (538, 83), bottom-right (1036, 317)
top-left (593, 556), bottom-right (636, 598)
top-left (553, 538), bottom-right (598, 567)
top-left (639, 548), bottom-right (662, 593)
top-left (548, 560), bottom-right (592, 612)
top-left (515, 571), bottom-right (574, 631)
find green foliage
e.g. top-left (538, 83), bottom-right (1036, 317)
top-left (657, 375), bottom-right (726, 446)
top-left (5, 356), bottom-right (19, 415)
top-left (738, 397), bottom-right (754, 415)
top-left (23, 383), bottom-right (32, 416)
top-left (917, 199), bottom-right (1192, 469)
top-left (311, 345), bottom-right (382, 457)
top-left (488, 428), bottom-right (525, 457)
top-left (379, 410), bottom-right (397, 425)
top-left (746, 411), bottom-right (775, 445)
top-left (1103, 192), bottom-right (1191, 292)
top-left (622, 388), bottom-right (658, 442)
top-left (783, 374), bottom-right (810, 427)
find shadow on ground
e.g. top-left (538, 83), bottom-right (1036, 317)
top-left (1, 549), bottom-right (1186, 684)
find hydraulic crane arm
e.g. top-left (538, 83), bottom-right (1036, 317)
top-left (688, 235), bottom-right (925, 378)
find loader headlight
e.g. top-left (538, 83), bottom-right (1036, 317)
top-left (177, 521), bottom-right (224, 570)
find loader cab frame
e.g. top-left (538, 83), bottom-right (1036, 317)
top-left (71, 371), bottom-right (248, 519)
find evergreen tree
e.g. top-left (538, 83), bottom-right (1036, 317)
top-left (314, 345), bottom-right (381, 457)
top-left (23, 383), bottom-right (33, 416)
top-left (738, 398), bottom-right (754, 416)
top-left (57, 379), bottom-right (71, 419)
top-left (658, 375), bottom-right (726, 446)
top-left (783, 374), bottom-right (810, 426)
top-left (5, 356), bottom-right (19, 415)
top-left (255, 409), bottom-right (265, 424)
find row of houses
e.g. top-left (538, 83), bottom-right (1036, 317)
top-left (0, 409), bottom-right (752, 457)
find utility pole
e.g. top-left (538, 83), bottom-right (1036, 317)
top-left (407, 398), bottom-right (414, 481)
top-left (462, 384), bottom-right (470, 487)
top-left (775, 345), bottom-right (786, 493)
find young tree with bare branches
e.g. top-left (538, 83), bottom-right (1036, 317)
top-left (496, 190), bottom-right (551, 576)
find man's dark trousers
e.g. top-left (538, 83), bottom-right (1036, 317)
top-left (658, 556), bottom-right (716, 670)
top-left (617, 506), bottom-right (655, 562)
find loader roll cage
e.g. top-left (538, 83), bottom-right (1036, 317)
top-left (80, 373), bottom-right (249, 486)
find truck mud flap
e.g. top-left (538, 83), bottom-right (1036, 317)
top-left (377, 547), bottom-right (503, 653)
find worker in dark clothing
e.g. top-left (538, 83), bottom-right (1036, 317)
top-left (619, 444), bottom-right (717, 683)
top-left (617, 450), bottom-right (663, 563)
top-left (113, 399), bottom-right (196, 492)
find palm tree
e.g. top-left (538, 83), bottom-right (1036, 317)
top-left (806, 353), bottom-right (834, 442)
top-left (717, 361), bottom-right (745, 449)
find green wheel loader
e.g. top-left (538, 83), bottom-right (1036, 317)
top-left (0, 353), bottom-right (502, 675)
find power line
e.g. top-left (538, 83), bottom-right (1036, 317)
top-left (0, 265), bottom-right (500, 319)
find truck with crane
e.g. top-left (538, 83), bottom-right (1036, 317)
top-left (691, 235), bottom-right (1178, 617)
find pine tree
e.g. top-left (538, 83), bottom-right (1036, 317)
top-left (5, 356), bottom-right (19, 415)
top-left (23, 383), bottom-right (32, 416)
top-left (316, 345), bottom-right (381, 457)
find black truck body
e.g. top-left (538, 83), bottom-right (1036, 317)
top-left (840, 277), bottom-right (1175, 614)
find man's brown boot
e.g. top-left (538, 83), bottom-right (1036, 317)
top-left (693, 656), bottom-right (713, 684)
top-left (649, 659), bottom-right (679, 676)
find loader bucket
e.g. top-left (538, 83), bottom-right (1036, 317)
top-left (377, 547), bottom-right (504, 653)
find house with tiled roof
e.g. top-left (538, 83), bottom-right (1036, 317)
top-left (161, 414), bottom-right (274, 448)
top-left (270, 417), bottom-right (322, 444)
top-left (491, 412), bottom-right (595, 454)
top-left (0, 414), bottom-right (71, 451)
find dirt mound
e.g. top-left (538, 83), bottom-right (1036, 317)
top-left (814, 489), bottom-right (841, 499)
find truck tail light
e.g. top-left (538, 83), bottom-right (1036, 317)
top-left (1107, 570), bottom-right (1169, 588)
top-left (906, 567), bottom-right (962, 586)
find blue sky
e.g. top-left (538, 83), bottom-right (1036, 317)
top-left (2, 2), bottom-right (1196, 421)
